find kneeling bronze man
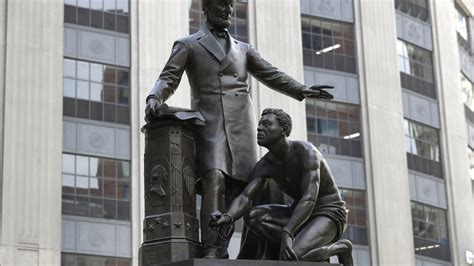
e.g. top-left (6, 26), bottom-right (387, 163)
top-left (210, 108), bottom-right (353, 265)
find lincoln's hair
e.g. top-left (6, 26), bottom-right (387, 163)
top-left (201, 0), bottom-right (233, 11)
top-left (261, 108), bottom-right (292, 137)
top-left (201, 0), bottom-right (215, 11)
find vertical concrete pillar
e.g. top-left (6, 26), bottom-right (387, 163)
top-left (432, 1), bottom-right (474, 264)
top-left (355, 0), bottom-right (415, 265)
top-left (248, 0), bottom-right (307, 144)
top-left (0, 0), bottom-right (63, 264)
top-left (130, 0), bottom-right (190, 264)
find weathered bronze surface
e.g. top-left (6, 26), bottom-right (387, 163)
top-left (144, 0), bottom-right (334, 260)
top-left (210, 109), bottom-right (353, 265)
top-left (140, 118), bottom-right (203, 265)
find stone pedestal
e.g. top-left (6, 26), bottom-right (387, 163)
top-left (140, 121), bottom-right (201, 265)
top-left (159, 259), bottom-right (340, 266)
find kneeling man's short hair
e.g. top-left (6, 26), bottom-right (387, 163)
top-left (261, 108), bottom-right (292, 137)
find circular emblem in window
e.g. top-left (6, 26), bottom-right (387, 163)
top-left (88, 227), bottom-right (105, 247)
top-left (89, 39), bottom-right (105, 55)
top-left (89, 132), bottom-right (105, 149)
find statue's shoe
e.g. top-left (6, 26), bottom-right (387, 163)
top-left (335, 239), bottom-right (353, 266)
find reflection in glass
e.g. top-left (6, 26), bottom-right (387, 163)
top-left (90, 0), bottom-right (102, 10)
top-left (62, 174), bottom-right (75, 194)
top-left (90, 63), bottom-right (103, 82)
top-left (90, 82), bottom-right (103, 102)
top-left (456, 7), bottom-right (469, 41)
top-left (63, 154), bottom-right (76, 174)
top-left (76, 156), bottom-right (89, 175)
top-left (461, 74), bottom-right (474, 111)
top-left (64, 59), bottom-right (76, 78)
top-left (76, 81), bottom-right (89, 100)
top-left (405, 119), bottom-right (440, 161)
top-left (63, 78), bottom-right (76, 98)
top-left (104, 0), bottom-right (116, 13)
top-left (77, 61), bottom-right (89, 80)
top-left (77, 0), bottom-right (89, 8)
top-left (116, 0), bottom-right (129, 13)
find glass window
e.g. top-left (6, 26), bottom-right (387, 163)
top-left (61, 253), bottom-right (132, 266)
top-left (63, 78), bottom-right (76, 98)
top-left (65, 0), bottom-right (129, 34)
top-left (104, 0), bottom-right (116, 13)
top-left (90, 63), bottom-right (103, 82)
top-left (63, 59), bottom-right (130, 124)
top-left (63, 154), bottom-right (76, 174)
top-left (77, 61), bottom-right (89, 80)
top-left (90, 0), bottom-right (102, 10)
top-left (117, 161), bottom-right (130, 179)
top-left (62, 174), bottom-right (75, 194)
top-left (76, 80), bottom-right (89, 100)
top-left (456, 7), bottom-right (469, 41)
top-left (398, 40), bottom-right (433, 82)
top-left (90, 82), bottom-right (103, 102)
top-left (340, 188), bottom-right (368, 245)
top-left (116, 0), bottom-right (129, 14)
top-left (65, 0), bottom-right (77, 5)
top-left (62, 154), bottom-right (131, 221)
top-left (398, 40), bottom-right (436, 98)
top-left (404, 119), bottom-right (440, 161)
top-left (64, 59), bottom-right (76, 78)
top-left (411, 202), bottom-right (451, 261)
top-left (302, 16), bottom-right (356, 74)
top-left (307, 100), bottom-right (362, 157)
top-left (461, 74), bottom-right (474, 111)
top-left (395, 0), bottom-right (430, 22)
top-left (76, 155), bottom-right (89, 175)
top-left (77, 0), bottom-right (90, 8)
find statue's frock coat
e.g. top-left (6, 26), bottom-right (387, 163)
top-left (149, 25), bottom-right (305, 182)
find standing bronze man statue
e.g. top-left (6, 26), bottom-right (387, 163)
top-left (210, 109), bottom-right (353, 265)
top-left (145, 0), bottom-right (333, 259)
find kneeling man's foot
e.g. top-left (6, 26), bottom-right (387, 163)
top-left (335, 239), bottom-right (353, 266)
top-left (202, 248), bottom-right (229, 259)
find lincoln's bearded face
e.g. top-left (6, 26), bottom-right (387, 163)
top-left (203, 0), bottom-right (234, 29)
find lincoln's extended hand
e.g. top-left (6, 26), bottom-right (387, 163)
top-left (301, 85), bottom-right (334, 100)
top-left (144, 97), bottom-right (162, 123)
top-left (279, 231), bottom-right (298, 261)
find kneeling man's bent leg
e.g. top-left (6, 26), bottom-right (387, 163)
top-left (244, 204), bottom-right (291, 244)
top-left (292, 216), bottom-right (353, 265)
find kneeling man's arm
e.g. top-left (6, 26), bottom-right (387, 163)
top-left (226, 176), bottom-right (267, 221)
top-left (282, 154), bottom-right (320, 238)
top-left (209, 174), bottom-right (267, 228)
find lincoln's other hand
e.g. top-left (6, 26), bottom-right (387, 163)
top-left (144, 97), bottom-right (162, 122)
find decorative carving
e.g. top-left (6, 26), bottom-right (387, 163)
top-left (150, 165), bottom-right (168, 196)
top-left (145, 164), bottom-right (169, 208)
top-left (183, 165), bottom-right (195, 197)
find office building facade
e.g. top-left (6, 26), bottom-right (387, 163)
top-left (0, 0), bottom-right (473, 265)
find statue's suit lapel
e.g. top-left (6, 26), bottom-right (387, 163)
top-left (220, 36), bottom-right (238, 71)
top-left (198, 27), bottom-right (226, 63)
top-left (198, 26), bottom-right (238, 71)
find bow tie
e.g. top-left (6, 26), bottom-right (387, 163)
top-left (213, 30), bottom-right (228, 39)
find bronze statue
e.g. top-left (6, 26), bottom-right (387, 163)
top-left (145, 0), bottom-right (333, 259)
top-left (210, 109), bottom-right (353, 265)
